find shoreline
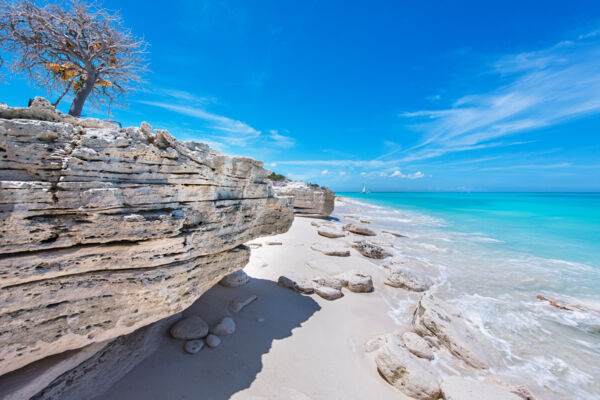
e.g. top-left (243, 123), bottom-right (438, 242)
top-left (95, 196), bottom-right (600, 399)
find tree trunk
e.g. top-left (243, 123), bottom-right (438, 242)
top-left (53, 81), bottom-right (73, 108)
top-left (68, 71), bottom-right (96, 117)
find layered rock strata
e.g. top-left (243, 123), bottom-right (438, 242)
top-left (272, 179), bottom-right (334, 216)
top-left (0, 98), bottom-right (294, 377)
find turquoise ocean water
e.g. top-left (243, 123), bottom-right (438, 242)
top-left (339, 192), bottom-right (600, 269)
top-left (336, 192), bottom-right (600, 398)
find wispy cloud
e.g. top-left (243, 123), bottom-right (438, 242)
top-left (390, 170), bottom-right (425, 179)
top-left (137, 87), bottom-right (296, 151)
top-left (481, 162), bottom-right (572, 171)
top-left (139, 100), bottom-right (261, 145)
top-left (268, 130), bottom-right (296, 148)
top-left (398, 32), bottom-right (600, 161)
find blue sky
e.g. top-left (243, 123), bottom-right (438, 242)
top-left (1, 0), bottom-right (600, 192)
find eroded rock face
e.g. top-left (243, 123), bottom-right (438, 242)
top-left (385, 268), bottom-right (430, 292)
top-left (219, 270), bottom-right (250, 288)
top-left (375, 333), bottom-right (441, 400)
top-left (272, 179), bottom-right (335, 216)
top-left (412, 293), bottom-right (491, 369)
top-left (0, 98), bottom-right (294, 376)
top-left (352, 240), bottom-right (391, 259)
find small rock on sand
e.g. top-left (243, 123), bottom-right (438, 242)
top-left (205, 334), bottom-right (221, 348)
top-left (314, 285), bottom-right (343, 300)
top-left (335, 271), bottom-right (373, 293)
top-left (267, 241), bottom-right (283, 246)
top-left (211, 317), bottom-right (236, 336)
top-left (441, 376), bottom-right (522, 400)
top-left (278, 276), bottom-right (315, 294)
top-left (295, 280), bottom-right (315, 294)
top-left (184, 340), bottom-right (204, 354)
top-left (312, 277), bottom-right (344, 290)
top-left (317, 226), bottom-right (346, 238)
top-left (343, 223), bottom-right (376, 236)
top-left (228, 294), bottom-right (258, 313)
top-left (385, 268), bottom-right (430, 292)
top-left (375, 333), bottom-right (440, 399)
top-left (352, 240), bottom-right (391, 259)
top-left (218, 270), bottom-right (250, 287)
top-left (248, 242), bottom-right (262, 249)
top-left (310, 243), bottom-right (351, 257)
top-left (402, 331), bottom-right (434, 360)
top-left (170, 316), bottom-right (209, 340)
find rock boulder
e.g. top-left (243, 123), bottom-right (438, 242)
top-left (412, 293), bottom-right (491, 369)
top-left (0, 99), bottom-right (293, 379)
top-left (272, 179), bottom-right (335, 216)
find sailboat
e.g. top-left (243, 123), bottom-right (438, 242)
top-left (361, 184), bottom-right (366, 194)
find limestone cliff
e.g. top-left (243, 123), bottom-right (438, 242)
top-left (0, 98), bottom-right (294, 377)
top-left (272, 180), bottom-right (334, 216)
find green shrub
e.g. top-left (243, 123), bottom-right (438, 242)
top-left (267, 172), bottom-right (286, 181)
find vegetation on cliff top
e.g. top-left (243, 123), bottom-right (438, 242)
top-left (0, 0), bottom-right (147, 117)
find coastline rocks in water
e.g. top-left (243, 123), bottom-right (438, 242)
top-left (310, 243), bottom-right (351, 257)
top-left (385, 268), bottom-right (430, 292)
top-left (317, 226), bottom-right (346, 238)
top-left (402, 331), bottom-right (434, 360)
top-left (335, 271), bottom-right (373, 293)
top-left (343, 223), bottom-right (376, 236)
top-left (382, 230), bottom-right (408, 238)
top-left (272, 180), bottom-right (335, 216)
top-left (219, 270), bottom-right (250, 288)
top-left (170, 317), bottom-right (209, 340)
top-left (412, 293), bottom-right (490, 369)
top-left (205, 334), bottom-right (221, 348)
top-left (0, 98), bottom-right (294, 376)
top-left (211, 317), bottom-right (236, 336)
top-left (441, 376), bottom-right (522, 400)
top-left (184, 340), bottom-right (204, 354)
top-left (314, 285), bottom-right (344, 300)
top-left (375, 333), bottom-right (441, 400)
top-left (277, 276), bottom-right (315, 294)
top-left (228, 294), bottom-right (258, 313)
top-left (352, 240), bottom-right (391, 259)
top-left (536, 294), bottom-right (584, 311)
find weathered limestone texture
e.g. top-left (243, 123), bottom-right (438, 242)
top-left (272, 179), bottom-right (334, 216)
top-left (0, 98), bottom-right (294, 377)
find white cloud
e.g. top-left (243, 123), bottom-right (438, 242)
top-left (139, 100), bottom-right (261, 147)
top-left (481, 162), bottom-right (572, 171)
top-left (397, 32), bottom-right (600, 161)
top-left (390, 170), bottom-right (425, 179)
top-left (268, 130), bottom-right (296, 148)
top-left (321, 169), bottom-right (329, 175)
top-left (339, 171), bottom-right (347, 176)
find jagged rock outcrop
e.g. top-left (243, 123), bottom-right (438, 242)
top-left (0, 98), bottom-right (294, 378)
top-left (272, 179), bottom-right (334, 216)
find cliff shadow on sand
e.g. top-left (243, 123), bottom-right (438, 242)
top-left (95, 276), bottom-right (321, 400)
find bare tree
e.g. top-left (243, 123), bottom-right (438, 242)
top-left (0, 0), bottom-right (147, 117)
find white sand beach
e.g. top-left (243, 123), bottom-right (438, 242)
top-left (95, 197), bottom-right (559, 400)
top-left (97, 212), bottom-right (407, 400)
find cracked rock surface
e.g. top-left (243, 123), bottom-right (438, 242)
top-left (0, 98), bottom-right (294, 376)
